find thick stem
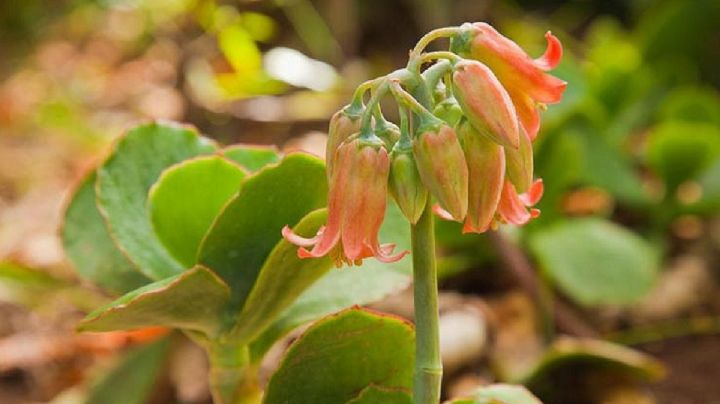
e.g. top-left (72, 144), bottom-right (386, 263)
top-left (208, 342), bottom-right (262, 404)
top-left (411, 202), bottom-right (442, 403)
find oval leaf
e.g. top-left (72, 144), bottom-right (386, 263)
top-left (263, 308), bottom-right (414, 404)
top-left (520, 337), bottom-right (665, 403)
top-left (229, 208), bottom-right (333, 343)
top-left (447, 384), bottom-right (542, 404)
top-left (198, 153), bottom-right (327, 309)
top-left (529, 218), bottom-right (658, 306)
top-left (249, 200), bottom-right (412, 361)
top-left (78, 266), bottom-right (230, 337)
top-left (63, 172), bottom-right (149, 294)
top-left (97, 122), bottom-right (216, 279)
top-left (86, 336), bottom-right (170, 404)
top-left (148, 156), bottom-right (247, 267)
top-left (347, 385), bottom-right (412, 404)
top-left (222, 145), bottom-right (281, 172)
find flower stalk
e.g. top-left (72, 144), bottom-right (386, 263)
top-left (411, 201), bottom-right (442, 404)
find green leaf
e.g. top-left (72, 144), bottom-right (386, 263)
top-left (263, 308), bottom-right (414, 404)
top-left (447, 384), bottom-right (542, 404)
top-left (346, 385), bottom-right (412, 404)
top-left (249, 201), bottom-right (412, 361)
top-left (63, 172), bottom-right (149, 294)
top-left (97, 122), bottom-right (216, 279)
top-left (0, 261), bottom-right (106, 311)
top-left (230, 209), bottom-right (333, 343)
top-left (579, 130), bottom-right (648, 205)
top-left (198, 153), bottom-right (327, 309)
top-left (520, 337), bottom-right (664, 403)
top-left (222, 145), bottom-right (281, 172)
top-left (79, 266), bottom-right (230, 336)
top-left (148, 156), bottom-right (247, 267)
top-left (646, 121), bottom-right (720, 192)
top-left (529, 219), bottom-right (658, 306)
top-left (659, 86), bottom-right (720, 126)
top-left (86, 337), bottom-right (170, 404)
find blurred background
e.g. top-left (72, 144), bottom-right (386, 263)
top-left (1, 0), bottom-right (720, 403)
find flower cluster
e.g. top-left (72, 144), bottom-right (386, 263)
top-left (283, 22), bottom-right (566, 265)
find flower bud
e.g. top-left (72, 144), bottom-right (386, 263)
top-left (504, 126), bottom-right (533, 193)
top-left (456, 119), bottom-right (505, 233)
top-left (326, 107), bottom-right (361, 179)
top-left (389, 144), bottom-right (428, 224)
top-left (452, 59), bottom-right (519, 149)
top-left (413, 122), bottom-right (468, 221)
top-left (433, 96), bottom-right (464, 127)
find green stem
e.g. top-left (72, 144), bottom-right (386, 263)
top-left (359, 79), bottom-right (389, 137)
top-left (208, 342), bottom-right (261, 404)
top-left (408, 26), bottom-right (462, 71)
top-left (411, 202), bottom-right (442, 403)
top-left (421, 59), bottom-right (453, 93)
top-left (389, 81), bottom-right (434, 118)
top-left (418, 51), bottom-right (461, 65)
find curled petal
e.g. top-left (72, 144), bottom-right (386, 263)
top-left (374, 243), bottom-right (410, 263)
top-left (534, 31), bottom-right (563, 71)
top-left (497, 179), bottom-right (543, 226)
top-left (519, 179), bottom-right (544, 206)
top-left (433, 204), bottom-right (457, 221)
top-left (281, 225), bottom-right (323, 247)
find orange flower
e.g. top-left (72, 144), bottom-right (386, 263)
top-left (453, 23), bottom-right (566, 140)
top-left (283, 138), bottom-right (408, 266)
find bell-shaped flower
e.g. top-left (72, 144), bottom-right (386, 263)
top-left (283, 137), bottom-right (408, 266)
top-left (452, 59), bottom-right (519, 148)
top-left (452, 22), bottom-right (567, 140)
top-left (413, 121), bottom-right (469, 221)
top-left (456, 119), bottom-right (506, 233)
top-left (325, 107), bottom-right (362, 179)
top-left (497, 179), bottom-right (544, 226)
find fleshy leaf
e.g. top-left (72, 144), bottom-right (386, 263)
top-left (529, 218), bottom-right (658, 306)
top-left (263, 308), bottom-right (414, 404)
top-left (222, 145), bottom-right (281, 172)
top-left (86, 337), bottom-right (170, 404)
top-left (229, 209), bottom-right (333, 343)
top-left (347, 385), bottom-right (412, 404)
top-left (198, 153), bottom-right (327, 309)
top-left (148, 156), bottom-right (247, 267)
top-left (249, 200), bottom-right (412, 361)
top-left (63, 172), bottom-right (149, 294)
top-left (447, 384), bottom-right (542, 404)
top-left (96, 122), bottom-right (216, 279)
top-left (78, 266), bottom-right (230, 337)
top-left (646, 121), bottom-right (720, 192)
top-left (519, 337), bottom-right (664, 403)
